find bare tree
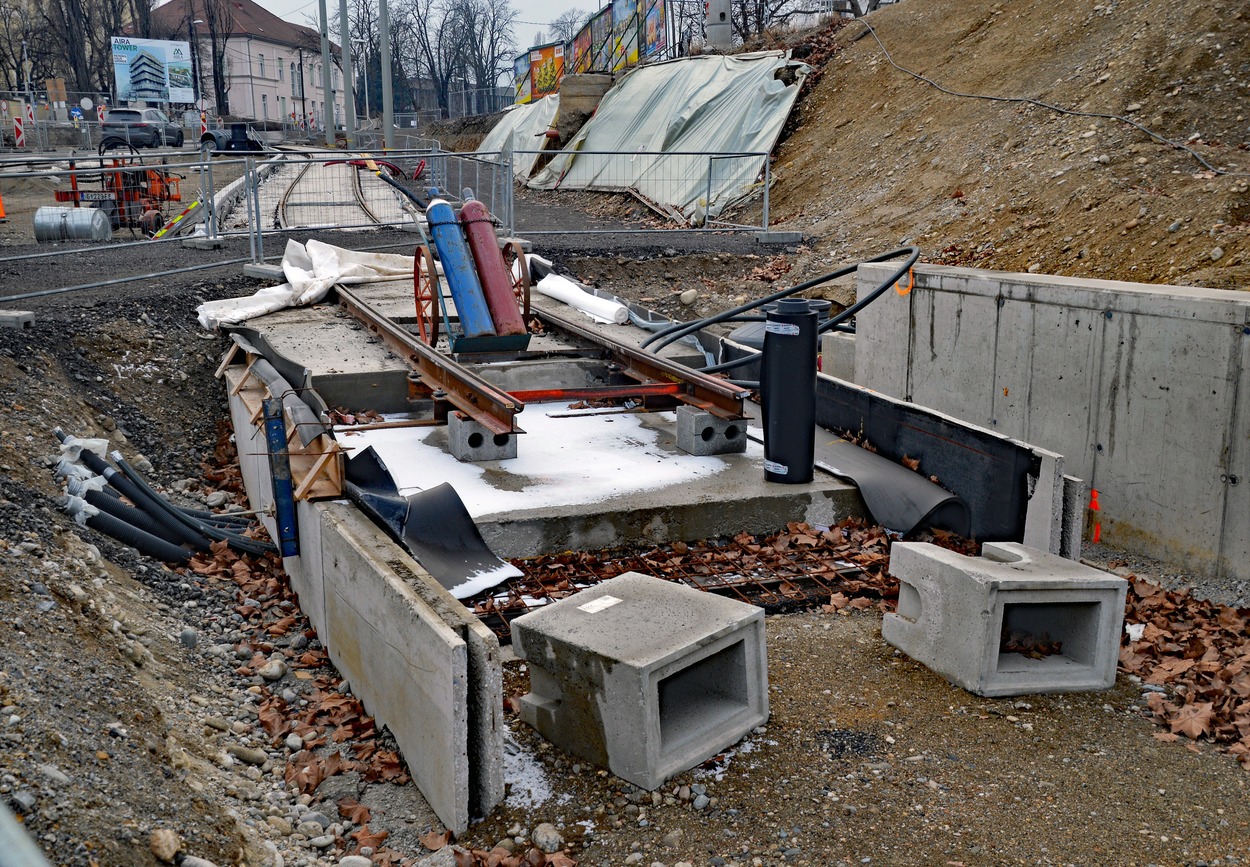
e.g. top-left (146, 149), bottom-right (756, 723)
top-left (458, 0), bottom-right (517, 90)
top-left (732, 0), bottom-right (825, 40)
top-left (549, 8), bottom-right (588, 45)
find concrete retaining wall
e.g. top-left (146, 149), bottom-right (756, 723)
top-left (855, 263), bottom-right (1250, 582)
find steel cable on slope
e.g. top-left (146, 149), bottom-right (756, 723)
top-left (851, 17), bottom-right (1248, 178)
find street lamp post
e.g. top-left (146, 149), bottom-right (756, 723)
top-left (189, 18), bottom-right (205, 106)
top-left (353, 40), bottom-right (369, 127)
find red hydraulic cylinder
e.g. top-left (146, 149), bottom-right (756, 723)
top-left (459, 198), bottom-right (527, 336)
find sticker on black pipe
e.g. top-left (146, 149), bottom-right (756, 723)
top-left (765, 322), bottom-right (800, 335)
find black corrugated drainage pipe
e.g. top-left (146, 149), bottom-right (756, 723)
top-left (60, 496), bottom-right (191, 565)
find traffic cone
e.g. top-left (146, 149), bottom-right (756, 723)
top-left (1088, 488), bottom-right (1101, 544)
top-left (0, 190), bottom-right (7, 222)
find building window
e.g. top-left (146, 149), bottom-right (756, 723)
top-left (259, 54), bottom-right (266, 78)
top-left (278, 60), bottom-right (284, 82)
top-left (280, 96), bottom-right (287, 117)
top-left (291, 62), bottom-right (299, 96)
top-left (262, 93), bottom-right (268, 118)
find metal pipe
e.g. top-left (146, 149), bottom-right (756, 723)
top-left (317, 0), bottom-right (335, 147)
top-left (379, 0), bottom-right (394, 149)
top-left (338, 0), bottom-right (356, 147)
top-left (3, 258), bottom-right (250, 302)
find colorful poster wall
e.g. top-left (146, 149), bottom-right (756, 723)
top-left (611, 0), bottom-right (640, 72)
top-left (572, 23), bottom-right (594, 74)
top-left (641, 0), bottom-right (666, 58)
top-left (111, 36), bottom-right (195, 103)
top-left (529, 42), bottom-right (565, 100)
top-left (514, 53), bottom-right (532, 104)
top-left (591, 6), bottom-right (615, 73)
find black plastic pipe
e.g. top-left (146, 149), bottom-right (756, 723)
top-left (760, 299), bottom-right (818, 484)
top-left (74, 482), bottom-right (180, 543)
top-left (61, 496), bottom-right (191, 565)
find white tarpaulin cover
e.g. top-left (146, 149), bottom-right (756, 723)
top-left (527, 52), bottom-right (807, 223)
top-left (476, 95), bottom-right (561, 180)
top-left (195, 239), bottom-right (416, 329)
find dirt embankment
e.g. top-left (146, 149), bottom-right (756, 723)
top-left (770, 0), bottom-right (1250, 289)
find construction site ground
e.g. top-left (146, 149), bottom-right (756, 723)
top-left (2, 0), bottom-right (1249, 862)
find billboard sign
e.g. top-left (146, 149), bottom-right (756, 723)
top-left (641, 0), bottom-right (666, 58)
top-left (112, 37), bottom-right (195, 103)
top-left (514, 53), bottom-right (532, 104)
top-left (611, 0), bottom-right (640, 72)
top-left (529, 42), bottom-right (565, 100)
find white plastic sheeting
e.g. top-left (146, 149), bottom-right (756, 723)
top-left (528, 52), bottom-right (807, 223)
top-left (195, 239), bottom-right (418, 329)
top-left (476, 95), bottom-right (561, 180)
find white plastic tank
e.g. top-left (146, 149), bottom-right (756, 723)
top-left (33, 206), bottom-right (113, 243)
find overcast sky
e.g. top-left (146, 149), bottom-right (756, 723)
top-left (255, 0), bottom-right (598, 55)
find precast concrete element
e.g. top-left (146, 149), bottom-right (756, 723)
top-left (512, 572), bottom-right (768, 790)
top-left (855, 263), bottom-right (1250, 582)
top-left (675, 406), bottom-right (747, 456)
top-left (224, 367), bottom-right (503, 834)
top-left (883, 541), bottom-right (1128, 697)
top-left (0, 310), bottom-right (34, 329)
top-left (449, 411), bottom-right (518, 462)
top-left (819, 332), bottom-right (855, 382)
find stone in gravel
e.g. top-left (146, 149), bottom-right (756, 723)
top-left (258, 660), bottom-right (287, 681)
top-left (226, 745), bottom-right (268, 766)
top-left (206, 491), bottom-right (230, 507)
top-left (303, 811), bottom-right (331, 828)
top-left (296, 820), bottom-right (324, 837)
top-left (205, 716), bottom-right (229, 732)
top-left (266, 816), bottom-right (292, 835)
top-left (679, 289), bottom-right (698, 305)
top-left (309, 835), bottom-right (335, 848)
top-left (415, 846), bottom-right (462, 867)
top-left (625, 854), bottom-right (644, 864)
top-left (285, 733), bottom-right (304, 751)
top-left (1211, 246), bottom-right (1225, 261)
top-left (39, 764), bottom-right (70, 785)
top-left (180, 628), bottom-right (199, 649)
top-left (11, 790), bottom-right (35, 812)
top-left (532, 822), bottom-right (564, 853)
top-left (661, 830), bottom-right (682, 847)
top-left (693, 793), bottom-right (710, 810)
top-left (149, 828), bottom-right (181, 863)
top-left (340, 858), bottom-right (374, 867)
top-left (180, 859), bottom-right (221, 867)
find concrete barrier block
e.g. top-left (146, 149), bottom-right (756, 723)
top-left (319, 504), bottom-right (472, 833)
top-left (449, 411), bottom-right (517, 462)
top-left (512, 572), bottom-right (768, 790)
top-left (819, 332), bottom-right (855, 382)
top-left (883, 542), bottom-right (1127, 697)
top-left (0, 310), bottom-right (34, 329)
top-left (674, 406), bottom-right (747, 456)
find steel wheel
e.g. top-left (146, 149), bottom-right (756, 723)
top-left (412, 245), bottom-right (441, 345)
top-left (501, 240), bottom-right (531, 321)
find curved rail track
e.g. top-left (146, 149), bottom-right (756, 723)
top-left (276, 158), bottom-right (382, 229)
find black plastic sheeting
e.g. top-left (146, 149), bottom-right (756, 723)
top-left (223, 328), bottom-right (330, 446)
top-left (343, 446), bottom-right (521, 598)
top-left (816, 374), bottom-right (1037, 542)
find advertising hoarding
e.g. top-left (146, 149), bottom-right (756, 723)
top-left (514, 53), bottom-right (532, 104)
top-left (112, 36), bottom-right (195, 103)
top-left (611, 0), bottom-right (640, 72)
top-left (529, 43), bottom-right (565, 101)
top-left (641, 0), bottom-right (666, 58)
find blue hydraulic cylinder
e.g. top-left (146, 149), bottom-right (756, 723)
top-left (425, 197), bottom-right (496, 338)
top-left (262, 398), bottom-right (300, 557)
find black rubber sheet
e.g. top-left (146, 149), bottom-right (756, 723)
top-left (344, 446), bottom-right (521, 598)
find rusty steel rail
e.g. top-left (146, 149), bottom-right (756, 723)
top-left (335, 286), bottom-right (523, 435)
top-left (533, 306), bottom-right (750, 420)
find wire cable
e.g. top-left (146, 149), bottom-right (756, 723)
top-left (853, 17), bottom-right (1248, 178)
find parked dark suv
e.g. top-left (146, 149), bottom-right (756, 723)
top-left (102, 108), bottom-right (184, 148)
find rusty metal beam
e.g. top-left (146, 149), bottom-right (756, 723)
top-left (534, 306), bottom-right (750, 420)
top-left (335, 286), bottom-right (523, 436)
top-left (508, 383), bottom-right (682, 403)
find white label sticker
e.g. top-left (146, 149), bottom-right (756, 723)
top-left (764, 459), bottom-right (789, 474)
top-left (579, 595), bottom-right (622, 614)
top-left (764, 322), bottom-right (800, 335)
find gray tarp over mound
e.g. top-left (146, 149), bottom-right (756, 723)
top-left (528, 51), bottom-right (808, 223)
top-left (476, 95), bottom-right (560, 180)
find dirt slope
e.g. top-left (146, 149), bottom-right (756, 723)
top-left (770, 0), bottom-right (1250, 289)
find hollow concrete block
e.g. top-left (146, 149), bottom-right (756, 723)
top-left (512, 572), bottom-right (768, 790)
top-left (883, 541), bottom-right (1127, 697)
top-left (448, 411), bottom-right (517, 462)
top-left (675, 406), bottom-right (748, 456)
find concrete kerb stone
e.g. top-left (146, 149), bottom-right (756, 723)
top-left (0, 310), bottom-right (35, 329)
top-left (883, 541), bottom-right (1128, 697)
top-left (674, 406), bottom-right (747, 456)
top-left (512, 572), bottom-right (768, 791)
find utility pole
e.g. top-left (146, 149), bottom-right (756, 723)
top-left (317, 0), bottom-right (335, 146)
top-left (379, 0), bottom-right (393, 149)
top-left (337, 0), bottom-right (356, 147)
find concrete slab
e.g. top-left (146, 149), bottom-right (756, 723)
top-left (340, 408), bottom-right (861, 558)
top-left (182, 236), bottom-right (225, 250)
top-left (883, 541), bottom-right (1127, 697)
top-left (512, 572), bottom-right (767, 790)
top-left (243, 263), bottom-right (285, 281)
top-left (319, 503), bottom-right (473, 833)
top-left (754, 231), bottom-right (804, 245)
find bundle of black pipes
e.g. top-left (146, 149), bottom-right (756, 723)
top-left (53, 428), bottom-right (276, 564)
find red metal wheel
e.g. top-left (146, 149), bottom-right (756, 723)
top-left (501, 240), bottom-right (531, 322)
top-left (412, 245), bottom-right (441, 345)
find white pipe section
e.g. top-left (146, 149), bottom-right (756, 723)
top-left (534, 272), bottom-right (629, 325)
